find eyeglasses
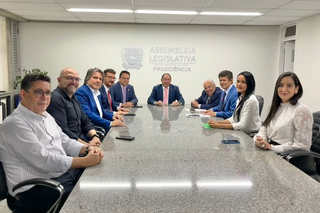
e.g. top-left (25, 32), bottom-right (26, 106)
top-left (107, 76), bottom-right (117, 80)
top-left (61, 76), bottom-right (82, 82)
top-left (26, 89), bottom-right (51, 98)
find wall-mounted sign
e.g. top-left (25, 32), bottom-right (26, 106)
top-left (149, 47), bottom-right (196, 72)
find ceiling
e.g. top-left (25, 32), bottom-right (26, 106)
top-left (0, 0), bottom-right (320, 26)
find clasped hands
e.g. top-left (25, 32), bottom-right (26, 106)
top-left (111, 115), bottom-right (126, 127)
top-left (86, 146), bottom-right (104, 163)
top-left (202, 109), bottom-right (216, 117)
top-left (155, 100), bottom-right (180, 107)
top-left (255, 136), bottom-right (272, 150)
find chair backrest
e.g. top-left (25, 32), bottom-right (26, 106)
top-left (0, 161), bottom-right (8, 201)
top-left (311, 111), bottom-right (320, 154)
top-left (255, 95), bottom-right (264, 116)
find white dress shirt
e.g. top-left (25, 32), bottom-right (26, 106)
top-left (227, 94), bottom-right (261, 133)
top-left (254, 102), bottom-right (313, 153)
top-left (0, 104), bottom-right (83, 196)
top-left (88, 85), bottom-right (103, 117)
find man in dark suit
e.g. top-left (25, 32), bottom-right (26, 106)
top-left (203, 70), bottom-right (238, 119)
top-left (47, 67), bottom-right (101, 146)
top-left (110, 70), bottom-right (138, 107)
top-left (75, 68), bottom-right (125, 132)
top-left (191, 80), bottom-right (222, 109)
top-left (147, 73), bottom-right (185, 106)
top-left (100, 68), bottom-right (129, 115)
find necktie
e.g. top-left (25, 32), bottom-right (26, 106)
top-left (122, 86), bottom-right (126, 104)
top-left (163, 87), bottom-right (168, 105)
top-left (220, 92), bottom-right (227, 111)
top-left (206, 96), bottom-right (212, 104)
top-left (163, 105), bottom-right (168, 119)
top-left (107, 90), bottom-right (113, 111)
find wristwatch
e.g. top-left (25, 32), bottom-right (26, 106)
top-left (91, 134), bottom-right (99, 139)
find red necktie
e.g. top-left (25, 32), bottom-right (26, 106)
top-left (107, 90), bottom-right (113, 111)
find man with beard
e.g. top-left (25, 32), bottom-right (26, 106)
top-left (47, 67), bottom-right (101, 146)
top-left (100, 68), bottom-right (128, 114)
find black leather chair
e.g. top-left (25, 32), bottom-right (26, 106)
top-left (95, 126), bottom-right (106, 142)
top-left (246, 95), bottom-right (264, 137)
top-left (255, 95), bottom-right (264, 116)
top-left (281, 111), bottom-right (320, 182)
top-left (0, 161), bottom-right (65, 213)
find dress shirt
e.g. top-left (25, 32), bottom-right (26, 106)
top-left (254, 102), bottom-right (312, 153)
top-left (47, 87), bottom-right (95, 141)
top-left (0, 104), bottom-right (83, 196)
top-left (88, 85), bottom-right (103, 117)
top-left (227, 94), bottom-right (261, 133)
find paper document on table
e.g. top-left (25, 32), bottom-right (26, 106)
top-left (195, 109), bottom-right (206, 112)
top-left (186, 113), bottom-right (200, 117)
top-left (186, 113), bottom-right (210, 118)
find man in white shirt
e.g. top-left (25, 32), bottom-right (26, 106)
top-left (0, 73), bottom-right (104, 212)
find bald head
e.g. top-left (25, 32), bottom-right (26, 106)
top-left (203, 80), bottom-right (216, 96)
top-left (58, 67), bottom-right (81, 97)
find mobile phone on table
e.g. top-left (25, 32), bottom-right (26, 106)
top-left (124, 114), bottom-right (136, 116)
top-left (116, 136), bottom-right (135, 141)
top-left (221, 140), bottom-right (240, 144)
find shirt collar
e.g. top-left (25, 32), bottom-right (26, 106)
top-left (103, 84), bottom-right (110, 92)
top-left (224, 84), bottom-right (234, 95)
top-left (87, 84), bottom-right (101, 96)
top-left (55, 86), bottom-right (75, 100)
top-left (17, 103), bottom-right (48, 121)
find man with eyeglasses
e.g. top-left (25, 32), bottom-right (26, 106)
top-left (0, 73), bottom-right (104, 212)
top-left (47, 67), bottom-right (102, 146)
top-left (99, 68), bottom-right (129, 114)
top-left (111, 70), bottom-right (138, 107)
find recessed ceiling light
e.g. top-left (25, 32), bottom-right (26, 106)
top-left (135, 10), bottom-right (198, 15)
top-left (67, 8), bottom-right (133, 13)
top-left (200, 12), bottom-right (263, 16)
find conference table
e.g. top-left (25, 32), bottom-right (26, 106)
top-left (60, 104), bottom-right (320, 213)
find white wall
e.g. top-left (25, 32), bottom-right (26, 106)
top-left (295, 14), bottom-right (320, 113)
top-left (19, 22), bottom-right (280, 119)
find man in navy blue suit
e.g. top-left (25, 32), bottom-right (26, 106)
top-left (75, 68), bottom-right (125, 132)
top-left (147, 73), bottom-right (185, 106)
top-left (191, 80), bottom-right (222, 109)
top-left (203, 70), bottom-right (238, 119)
top-left (110, 70), bottom-right (138, 108)
top-left (100, 68), bottom-right (129, 115)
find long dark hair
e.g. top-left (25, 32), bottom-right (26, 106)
top-left (234, 71), bottom-right (256, 121)
top-left (263, 72), bottom-right (303, 127)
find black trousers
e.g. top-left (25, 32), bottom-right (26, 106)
top-left (13, 168), bottom-right (84, 213)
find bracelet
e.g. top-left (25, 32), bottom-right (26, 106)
top-left (91, 134), bottom-right (99, 139)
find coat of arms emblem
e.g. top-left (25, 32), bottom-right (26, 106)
top-left (121, 44), bottom-right (143, 70)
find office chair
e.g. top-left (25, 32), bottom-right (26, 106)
top-left (255, 95), bottom-right (264, 116)
top-left (95, 126), bottom-right (107, 142)
top-left (246, 95), bottom-right (264, 138)
top-left (281, 111), bottom-right (320, 182)
top-left (0, 161), bottom-right (65, 213)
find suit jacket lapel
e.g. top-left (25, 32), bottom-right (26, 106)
top-left (159, 85), bottom-right (163, 100)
